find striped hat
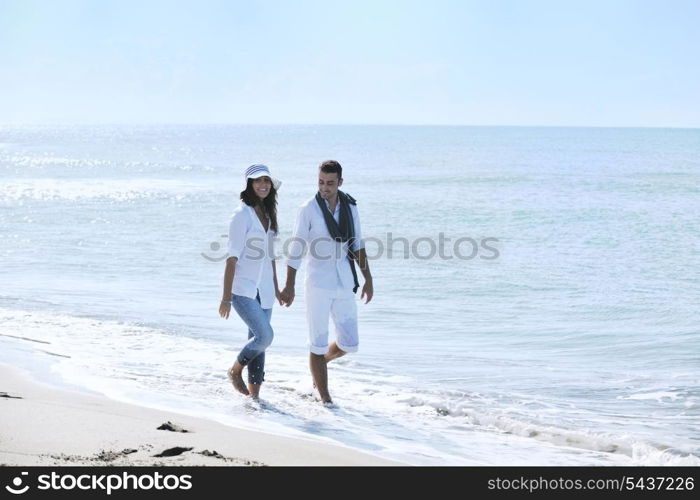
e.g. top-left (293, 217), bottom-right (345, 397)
top-left (244, 164), bottom-right (281, 190)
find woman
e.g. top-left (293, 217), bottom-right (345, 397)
top-left (219, 164), bottom-right (282, 399)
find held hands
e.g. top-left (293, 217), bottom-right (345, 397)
top-left (279, 285), bottom-right (295, 307)
top-left (275, 288), bottom-right (284, 306)
top-left (361, 278), bottom-right (374, 304)
top-left (221, 281), bottom-right (366, 311)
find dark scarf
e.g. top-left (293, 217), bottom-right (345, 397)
top-left (315, 190), bottom-right (359, 293)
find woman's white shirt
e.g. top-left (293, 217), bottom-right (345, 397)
top-left (227, 202), bottom-right (276, 308)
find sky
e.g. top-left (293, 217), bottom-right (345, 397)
top-left (0, 0), bottom-right (698, 127)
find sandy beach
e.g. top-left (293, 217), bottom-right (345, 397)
top-left (0, 363), bottom-right (399, 466)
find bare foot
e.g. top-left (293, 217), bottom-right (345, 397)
top-left (227, 364), bottom-right (249, 396)
top-left (248, 383), bottom-right (261, 400)
top-left (310, 353), bottom-right (332, 403)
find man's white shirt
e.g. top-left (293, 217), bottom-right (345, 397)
top-left (287, 195), bottom-right (363, 291)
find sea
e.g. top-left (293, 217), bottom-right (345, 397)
top-left (1, 124), bottom-right (698, 465)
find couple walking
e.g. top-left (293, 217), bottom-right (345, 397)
top-left (218, 160), bottom-right (373, 404)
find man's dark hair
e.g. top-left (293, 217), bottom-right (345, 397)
top-left (319, 159), bottom-right (342, 180)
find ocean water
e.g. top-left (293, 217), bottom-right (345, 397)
top-left (1, 124), bottom-right (698, 465)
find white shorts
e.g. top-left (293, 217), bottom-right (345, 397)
top-left (305, 286), bottom-right (358, 355)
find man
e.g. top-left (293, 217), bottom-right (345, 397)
top-left (280, 160), bottom-right (373, 404)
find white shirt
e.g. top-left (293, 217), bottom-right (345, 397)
top-left (227, 202), bottom-right (276, 308)
top-left (287, 195), bottom-right (363, 291)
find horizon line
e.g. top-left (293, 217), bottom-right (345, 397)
top-left (1, 122), bottom-right (699, 130)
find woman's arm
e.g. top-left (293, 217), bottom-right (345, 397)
top-left (272, 260), bottom-right (283, 306)
top-left (219, 256), bottom-right (238, 319)
top-left (221, 208), bottom-right (249, 318)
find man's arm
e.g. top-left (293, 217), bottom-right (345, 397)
top-left (353, 248), bottom-right (373, 304)
top-left (350, 204), bottom-right (373, 304)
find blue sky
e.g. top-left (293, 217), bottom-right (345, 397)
top-left (1, 0), bottom-right (698, 126)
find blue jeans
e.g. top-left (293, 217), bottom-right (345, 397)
top-left (231, 292), bottom-right (273, 385)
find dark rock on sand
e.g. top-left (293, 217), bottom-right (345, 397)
top-left (0, 392), bottom-right (23, 399)
top-left (153, 447), bottom-right (193, 457)
top-left (96, 449), bottom-right (138, 462)
top-left (157, 421), bottom-right (190, 433)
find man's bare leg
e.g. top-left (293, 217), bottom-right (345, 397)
top-left (310, 353), bottom-right (332, 403)
top-left (324, 342), bottom-right (347, 363)
top-left (312, 344), bottom-right (346, 393)
top-left (227, 361), bottom-right (250, 396)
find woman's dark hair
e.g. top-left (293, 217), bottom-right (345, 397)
top-left (240, 178), bottom-right (278, 234)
